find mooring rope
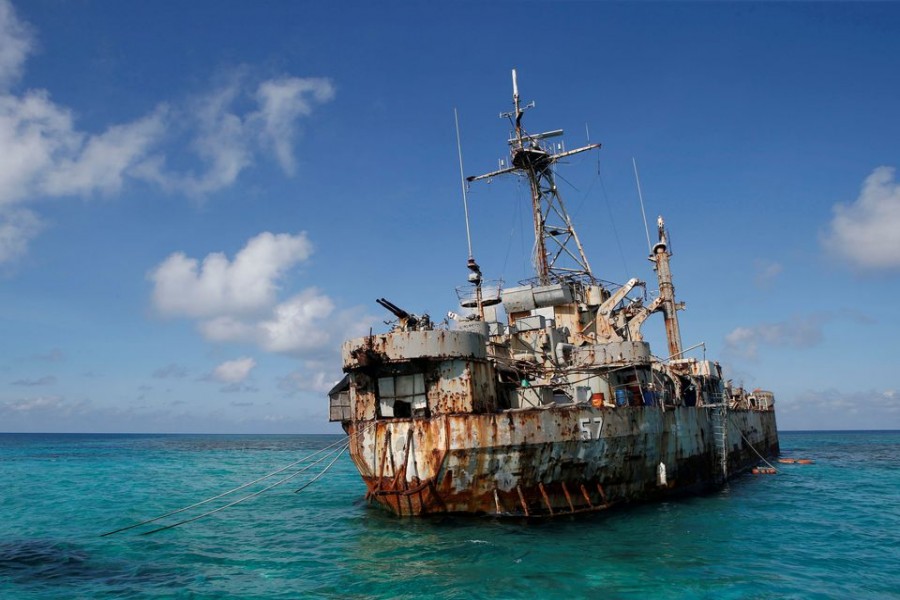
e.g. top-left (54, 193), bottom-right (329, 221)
top-left (102, 423), bottom-right (373, 537)
top-left (731, 415), bottom-right (778, 473)
top-left (139, 441), bottom-right (351, 536)
top-left (293, 443), bottom-right (349, 494)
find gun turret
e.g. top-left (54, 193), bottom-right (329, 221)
top-left (376, 298), bottom-right (419, 330)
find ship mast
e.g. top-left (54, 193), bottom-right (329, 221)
top-left (467, 69), bottom-right (601, 285)
top-left (650, 216), bottom-right (684, 358)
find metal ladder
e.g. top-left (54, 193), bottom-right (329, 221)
top-left (710, 402), bottom-right (729, 482)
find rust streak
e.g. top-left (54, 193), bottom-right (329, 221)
top-left (387, 427), bottom-right (397, 480)
top-left (375, 427), bottom-right (390, 493)
top-left (561, 481), bottom-right (575, 513)
top-left (539, 482), bottom-right (554, 516)
top-left (580, 483), bottom-right (594, 508)
top-left (597, 482), bottom-right (609, 507)
top-left (516, 485), bottom-right (530, 517)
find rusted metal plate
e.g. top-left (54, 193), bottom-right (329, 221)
top-left (343, 330), bottom-right (486, 367)
top-left (348, 406), bottom-right (779, 517)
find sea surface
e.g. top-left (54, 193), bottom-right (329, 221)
top-left (0, 431), bottom-right (897, 599)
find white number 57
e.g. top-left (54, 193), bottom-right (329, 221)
top-left (580, 417), bottom-right (603, 440)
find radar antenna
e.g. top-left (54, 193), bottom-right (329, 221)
top-left (467, 69), bottom-right (601, 285)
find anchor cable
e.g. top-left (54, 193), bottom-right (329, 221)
top-left (102, 423), bottom-right (373, 537)
top-left (139, 441), bottom-right (351, 536)
top-left (293, 443), bottom-right (349, 493)
top-left (731, 415), bottom-right (779, 472)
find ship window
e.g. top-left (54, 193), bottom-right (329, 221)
top-left (377, 374), bottom-right (426, 418)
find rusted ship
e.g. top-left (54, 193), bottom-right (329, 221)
top-left (329, 71), bottom-right (779, 517)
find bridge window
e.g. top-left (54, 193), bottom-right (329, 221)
top-left (377, 374), bottom-right (426, 418)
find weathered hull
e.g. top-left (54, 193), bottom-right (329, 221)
top-left (347, 406), bottom-right (779, 517)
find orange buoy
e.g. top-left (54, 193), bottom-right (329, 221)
top-left (797, 459), bottom-right (814, 464)
top-left (778, 458), bottom-right (796, 464)
top-left (752, 466), bottom-right (777, 475)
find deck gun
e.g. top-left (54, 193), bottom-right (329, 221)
top-left (376, 298), bottom-right (423, 331)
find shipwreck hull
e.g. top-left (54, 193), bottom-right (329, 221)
top-left (349, 405), bottom-right (779, 517)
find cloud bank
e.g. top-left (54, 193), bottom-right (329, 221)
top-left (150, 232), bottom-right (372, 359)
top-left (780, 388), bottom-right (900, 430)
top-left (0, 0), bottom-right (334, 265)
top-left (823, 166), bottom-right (900, 271)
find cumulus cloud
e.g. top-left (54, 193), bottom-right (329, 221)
top-left (258, 289), bottom-right (336, 353)
top-left (150, 231), bottom-right (313, 318)
top-left (196, 289), bottom-right (336, 351)
top-left (725, 315), bottom-right (827, 360)
top-left (197, 291), bottom-right (367, 357)
top-left (212, 357), bottom-right (256, 383)
top-left (0, 0), bottom-right (31, 88)
top-left (150, 230), bottom-right (373, 357)
top-left (822, 166), bottom-right (900, 270)
top-left (0, 0), bottom-right (335, 265)
top-left (0, 78), bottom-right (166, 205)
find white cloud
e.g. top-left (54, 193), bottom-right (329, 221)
top-left (255, 77), bottom-right (335, 174)
top-left (0, 208), bottom-right (41, 264)
top-left (143, 75), bottom-right (335, 195)
top-left (782, 388), bottom-right (900, 430)
top-left (212, 357), bottom-right (256, 384)
top-left (0, 0), bottom-right (31, 88)
top-left (2, 395), bottom-right (66, 412)
top-left (40, 107), bottom-right (168, 197)
top-left (152, 230), bottom-right (375, 357)
top-left (0, 0), bottom-right (335, 265)
top-left (258, 289), bottom-right (335, 353)
top-left (279, 368), bottom-right (340, 395)
top-left (149, 231), bottom-right (313, 318)
top-left (823, 166), bottom-right (900, 270)
top-left (177, 80), bottom-right (253, 195)
top-left (724, 315), bottom-right (826, 360)
top-left (196, 290), bottom-right (360, 357)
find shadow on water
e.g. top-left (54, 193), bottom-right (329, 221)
top-left (0, 539), bottom-right (93, 583)
top-left (0, 538), bottom-right (188, 593)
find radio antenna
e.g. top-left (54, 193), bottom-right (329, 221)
top-left (454, 108), bottom-right (474, 260)
top-left (632, 157), bottom-right (652, 254)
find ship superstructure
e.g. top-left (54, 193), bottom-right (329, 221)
top-left (328, 71), bottom-right (778, 517)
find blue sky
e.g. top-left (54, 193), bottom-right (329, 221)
top-left (1, 1), bottom-right (898, 433)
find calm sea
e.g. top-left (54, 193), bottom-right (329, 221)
top-left (0, 431), bottom-right (897, 599)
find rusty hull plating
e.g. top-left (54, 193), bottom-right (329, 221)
top-left (328, 70), bottom-right (779, 517)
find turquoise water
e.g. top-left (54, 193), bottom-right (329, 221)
top-left (1, 431), bottom-right (897, 599)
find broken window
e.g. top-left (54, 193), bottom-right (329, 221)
top-left (377, 373), bottom-right (426, 418)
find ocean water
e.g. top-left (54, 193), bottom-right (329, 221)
top-left (0, 431), bottom-right (897, 599)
